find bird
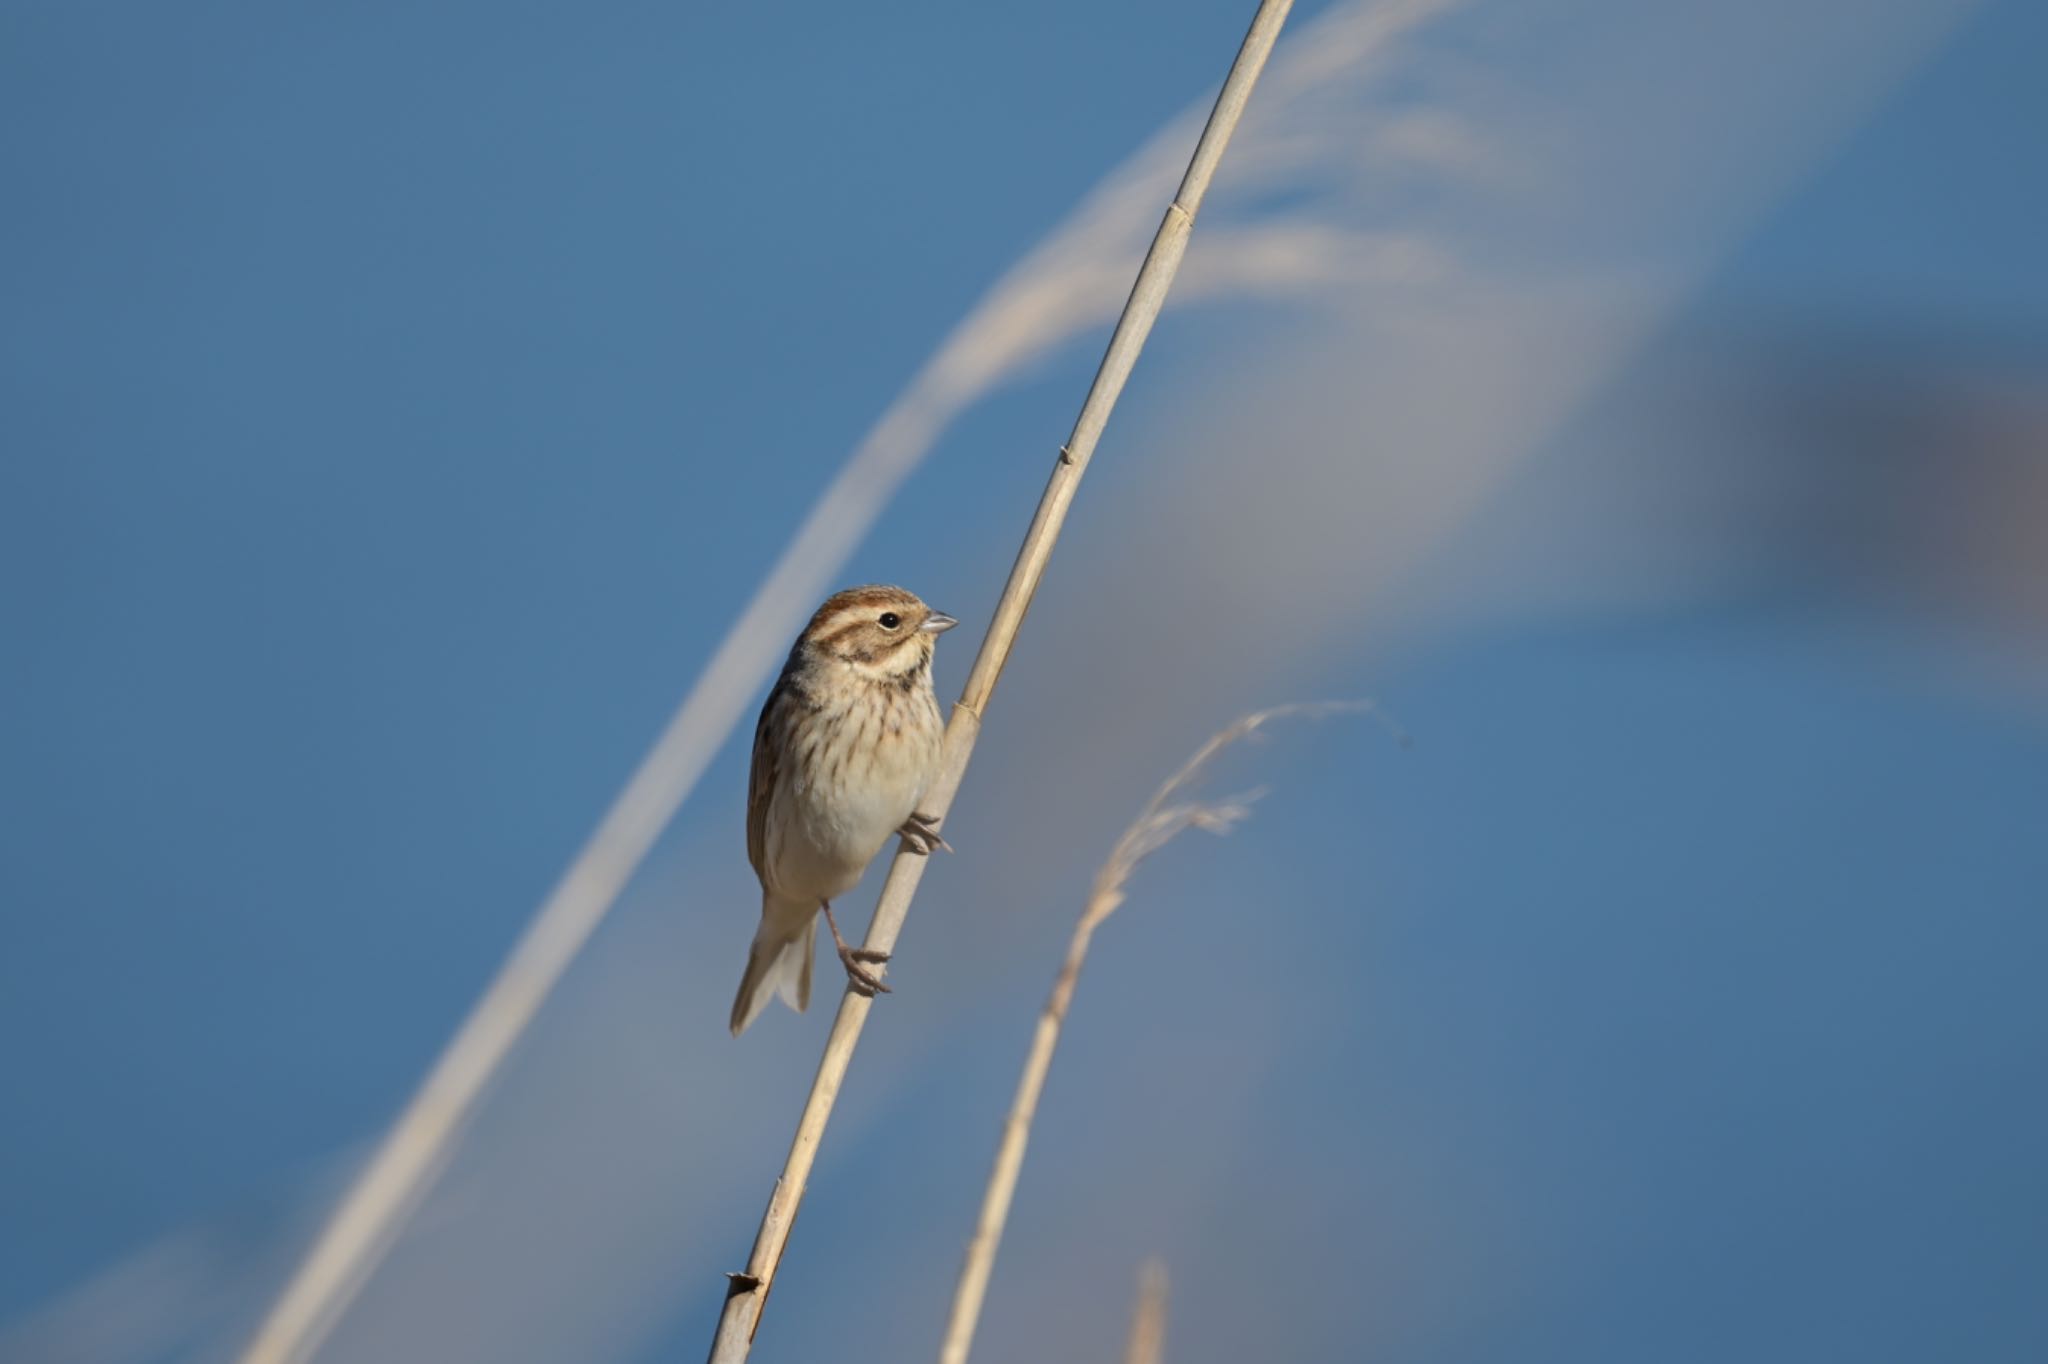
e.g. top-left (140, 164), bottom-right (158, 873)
top-left (729, 584), bottom-right (958, 1036)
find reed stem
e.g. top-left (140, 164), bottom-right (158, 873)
top-left (705, 4), bottom-right (1296, 1360)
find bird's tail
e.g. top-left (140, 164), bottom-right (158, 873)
top-left (729, 898), bottom-right (816, 1036)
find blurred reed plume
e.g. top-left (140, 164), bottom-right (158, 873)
top-left (230, 3), bottom-right (1452, 1358)
top-left (937, 702), bottom-right (1394, 1364)
top-left (219, 0), bottom-right (1468, 1357)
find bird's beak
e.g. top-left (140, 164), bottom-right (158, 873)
top-left (921, 611), bottom-right (959, 635)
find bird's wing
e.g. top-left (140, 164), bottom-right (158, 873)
top-left (745, 686), bottom-right (780, 881)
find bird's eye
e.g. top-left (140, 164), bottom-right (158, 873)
top-left (878, 612), bottom-right (901, 630)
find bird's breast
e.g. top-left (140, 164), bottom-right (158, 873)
top-left (762, 680), bottom-right (942, 902)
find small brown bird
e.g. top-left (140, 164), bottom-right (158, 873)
top-left (730, 585), bottom-right (958, 1035)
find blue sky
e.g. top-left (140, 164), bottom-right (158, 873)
top-left (3, 0), bottom-right (2045, 1360)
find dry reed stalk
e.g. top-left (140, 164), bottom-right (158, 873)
top-left (934, 701), bottom-right (1383, 1364)
top-left (1122, 1261), bottom-right (1170, 1364)
top-left (705, 4), bottom-right (1297, 1360)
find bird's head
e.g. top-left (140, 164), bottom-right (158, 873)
top-left (799, 585), bottom-right (957, 682)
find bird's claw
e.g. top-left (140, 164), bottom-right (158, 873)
top-left (897, 811), bottom-right (952, 856)
top-left (837, 946), bottom-right (892, 996)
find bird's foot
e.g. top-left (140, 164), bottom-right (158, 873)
top-left (897, 811), bottom-right (952, 855)
top-left (821, 900), bottom-right (892, 997)
top-left (836, 944), bottom-right (892, 997)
